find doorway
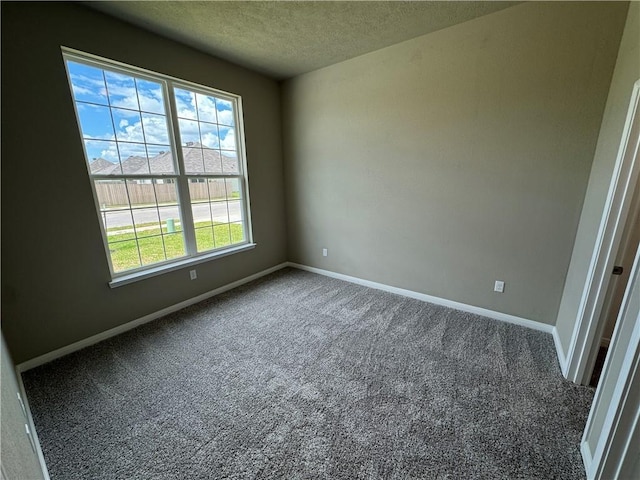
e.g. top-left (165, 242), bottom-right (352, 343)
top-left (564, 79), bottom-right (640, 386)
top-left (577, 79), bottom-right (640, 479)
top-left (590, 178), bottom-right (640, 387)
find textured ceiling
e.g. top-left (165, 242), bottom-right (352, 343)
top-left (88, 1), bottom-right (519, 80)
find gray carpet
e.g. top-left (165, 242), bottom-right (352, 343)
top-left (23, 268), bottom-right (594, 479)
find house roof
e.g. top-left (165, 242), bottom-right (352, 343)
top-left (89, 142), bottom-right (239, 175)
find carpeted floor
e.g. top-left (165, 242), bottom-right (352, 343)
top-left (23, 268), bottom-right (594, 479)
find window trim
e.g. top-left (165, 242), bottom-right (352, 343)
top-left (61, 47), bottom-right (254, 283)
top-left (108, 243), bottom-right (256, 288)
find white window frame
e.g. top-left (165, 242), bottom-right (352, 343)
top-left (62, 47), bottom-right (254, 287)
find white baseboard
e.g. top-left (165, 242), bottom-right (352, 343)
top-left (287, 262), bottom-right (553, 334)
top-left (553, 326), bottom-right (569, 375)
top-left (17, 260), bottom-right (555, 372)
top-left (15, 366), bottom-right (51, 480)
top-left (17, 262), bottom-right (288, 373)
top-left (581, 440), bottom-right (594, 480)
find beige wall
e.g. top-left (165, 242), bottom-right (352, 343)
top-left (1, 1), bottom-right (633, 364)
top-left (556, 2), bottom-right (639, 352)
top-left (1, 3), bottom-right (287, 363)
top-left (282, 1), bottom-right (627, 325)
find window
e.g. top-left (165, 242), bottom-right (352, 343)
top-left (63, 49), bottom-right (253, 284)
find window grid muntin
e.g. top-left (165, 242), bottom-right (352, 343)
top-left (67, 56), bottom-right (178, 178)
top-left (103, 177), bottom-right (142, 270)
top-left (173, 82), bottom-right (240, 161)
top-left (65, 49), bottom-right (251, 278)
top-left (187, 175), bottom-right (245, 253)
top-left (104, 72), bottom-right (170, 175)
top-left (98, 177), bottom-right (186, 273)
top-left (169, 83), bottom-right (247, 256)
top-left (71, 98), bottom-right (168, 118)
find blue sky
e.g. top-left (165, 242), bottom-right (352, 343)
top-left (66, 61), bottom-right (237, 166)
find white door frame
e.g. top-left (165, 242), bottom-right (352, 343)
top-left (565, 80), bottom-right (640, 385)
top-left (581, 243), bottom-right (640, 479)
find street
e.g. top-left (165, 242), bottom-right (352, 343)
top-left (103, 200), bottom-right (242, 230)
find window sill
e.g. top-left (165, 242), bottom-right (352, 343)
top-left (108, 243), bottom-right (256, 288)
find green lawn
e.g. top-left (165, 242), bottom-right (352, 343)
top-left (108, 222), bottom-right (245, 272)
top-left (106, 220), bottom-right (178, 233)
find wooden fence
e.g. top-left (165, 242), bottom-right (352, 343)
top-left (95, 181), bottom-right (231, 207)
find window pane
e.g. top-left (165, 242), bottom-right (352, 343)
top-left (203, 149), bottom-right (223, 174)
top-left (138, 236), bottom-right (166, 266)
top-left (136, 79), bottom-right (165, 115)
top-left (147, 145), bottom-right (174, 174)
top-left (112, 108), bottom-right (144, 143)
top-left (132, 207), bottom-right (161, 238)
top-left (227, 199), bottom-right (241, 223)
top-left (163, 233), bottom-right (185, 259)
top-left (67, 61), bottom-right (108, 105)
top-left (104, 210), bottom-right (135, 242)
top-left (195, 227), bottom-right (214, 252)
top-left (196, 93), bottom-right (218, 123)
top-left (178, 119), bottom-right (200, 145)
top-left (104, 71), bottom-right (139, 110)
top-left (221, 150), bottom-right (239, 174)
top-left (218, 126), bottom-right (236, 151)
top-left (85, 140), bottom-right (121, 174)
top-left (192, 202), bottom-right (212, 228)
top-left (183, 147), bottom-right (205, 174)
top-left (216, 98), bottom-right (235, 126)
top-left (200, 123), bottom-right (219, 149)
top-left (211, 202), bottom-right (230, 224)
top-left (141, 113), bottom-right (170, 145)
top-left (224, 178), bottom-right (241, 200)
top-left (175, 87), bottom-right (241, 177)
top-left (186, 177), bottom-right (245, 251)
top-left (119, 143), bottom-right (149, 174)
top-left (155, 181), bottom-right (179, 206)
top-left (126, 179), bottom-right (156, 207)
top-left (76, 104), bottom-right (115, 139)
top-left (174, 88), bottom-right (197, 119)
top-left (213, 224), bottom-right (231, 248)
top-left (109, 239), bottom-right (142, 272)
top-left (158, 206), bottom-right (182, 232)
top-left (188, 178), bottom-right (208, 203)
top-left (94, 179), bottom-right (130, 209)
top-left (230, 222), bottom-right (246, 244)
top-left (118, 142), bottom-right (147, 160)
top-left (207, 178), bottom-right (227, 201)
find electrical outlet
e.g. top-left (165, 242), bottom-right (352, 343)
top-left (494, 280), bottom-right (505, 293)
top-left (189, 269), bottom-right (197, 280)
top-left (322, 248), bottom-right (328, 257)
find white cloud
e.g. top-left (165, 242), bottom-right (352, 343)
top-left (201, 132), bottom-right (219, 149)
top-left (73, 65), bottom-right (240, 166)
top-left (141, 114), bottom-right (171, 144)
top-left (178, 118), bottom-right (200, 144)
top-left (220, 129), bottom-right (236, 150)
top-left (175, 89), bottom-right (197, 119)
top-left (71, 83), bottom-right (97, 97)
top-left (216, 108), bottom-right (234, 126)
top-left (100, 146), bottom-right (119, 162)
top-left (196, 94), bottom-right (217, 123)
